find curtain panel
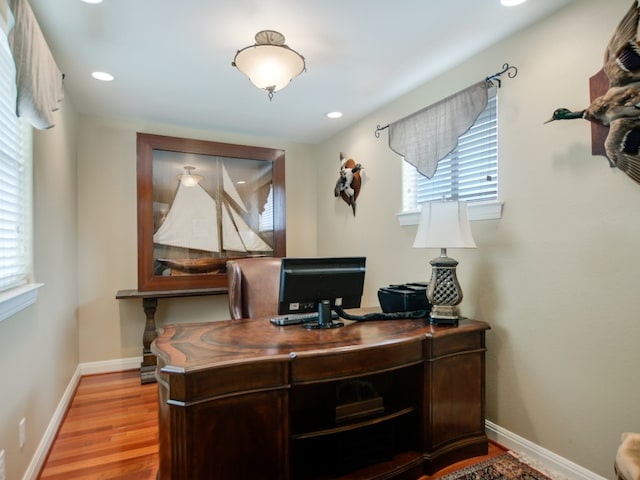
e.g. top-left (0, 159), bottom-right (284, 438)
top-left (8, 0), bottom-right (63, 129)
top-left (389, 80), bottom-right (489, 179)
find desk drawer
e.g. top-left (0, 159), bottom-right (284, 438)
top-left (425, 331), bottom-right (485, 359)
top-left (162, 360), bottom-right (289, 403)
top-left (292, 339), bottom-right (423, 384)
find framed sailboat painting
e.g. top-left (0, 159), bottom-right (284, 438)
top-left (136, 133), bottom-right (286, 291)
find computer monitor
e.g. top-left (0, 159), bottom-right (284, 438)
top-left (277, 256), bottom-right (366, 329)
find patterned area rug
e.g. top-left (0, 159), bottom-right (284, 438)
top-left (439, 452), bottom-right (553, 480)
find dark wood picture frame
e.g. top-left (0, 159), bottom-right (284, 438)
top-left (136, 133), bottom-right (286, 292)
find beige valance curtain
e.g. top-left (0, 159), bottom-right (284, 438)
top-left (8, 0), bottom-right (63, 129)
top-left (388, 80), bottom-right (489, 179)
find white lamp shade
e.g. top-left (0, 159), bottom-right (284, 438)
top-left (234, 44), bottom-right (305, 92)
top-left (412, 201), bottom-right (477, 249)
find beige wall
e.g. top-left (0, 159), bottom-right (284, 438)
top-left (313, 0), bottom-right (640, 477)
top-left (0, 99), bottom-right (78, 479)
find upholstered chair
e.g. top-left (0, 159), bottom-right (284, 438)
top-left (227, 257), bottom-right (282, 320)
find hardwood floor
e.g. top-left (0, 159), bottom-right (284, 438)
top-left (39, 370), bottom-right (158, 480)
top-left (38, 370), bottom-right (505, 479)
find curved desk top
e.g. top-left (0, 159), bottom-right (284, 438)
top-left (152, 309), bottom-right (489, 376)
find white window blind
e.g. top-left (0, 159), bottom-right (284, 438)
top-left (0, 29), bottom-right (31, 293)
top-left (402, 88), bottom-right (498, 212)
top-left (258, 184), bottom-right (273, 232)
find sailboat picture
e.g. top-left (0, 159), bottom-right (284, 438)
top-left (152, 152), bottom-right (274, 276)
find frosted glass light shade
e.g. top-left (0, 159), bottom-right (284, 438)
top-left (413, 201), bottom-right (476, 249)
top-left (233, 30), bottom-right (305, 99)
top-left (177, 166), bottom-right (202, 187)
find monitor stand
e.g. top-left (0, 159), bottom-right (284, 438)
top-left (304, 300), bottom-right (344, 330)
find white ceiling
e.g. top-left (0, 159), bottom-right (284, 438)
top-left (28, 0), bottom-right (576, 144)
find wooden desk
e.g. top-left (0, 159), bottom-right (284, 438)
top-left (152, 313), bottom-right (490, 479)
top-left (115, 287), bottom-right (226, 383)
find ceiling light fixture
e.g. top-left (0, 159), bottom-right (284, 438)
top-left (326, 111), bottom-right (343, 119)
top-left (177, 166), bottom-right (203, 187)
top-left (500, 0), bottom-right (527, 6)
top-left (81, 0), bottom-right (103, 4)
top-left (232, 30), bottom-right (306, 100)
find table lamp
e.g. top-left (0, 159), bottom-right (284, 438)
top-left (412, 201), bottom-right (476, 325)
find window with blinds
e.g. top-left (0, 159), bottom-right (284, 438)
top-left (258, 184), bottom-right (274, 233)
top-left (0, 30), bottom-right (31, 293)
top-left (402, 88), bottom-right (498, 212)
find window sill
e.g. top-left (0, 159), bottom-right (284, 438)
top-left (396, 200), bottom-right (503, 226)
top-left (0, 283), bottom-right (43, 323)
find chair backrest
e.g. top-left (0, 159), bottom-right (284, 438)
top-left (226, 257), bottom-right (282, 320)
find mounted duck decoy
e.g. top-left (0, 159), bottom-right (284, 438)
top-left (545, 0), bottom-right (640, 185)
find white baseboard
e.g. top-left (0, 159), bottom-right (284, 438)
top-left (22, 357), bottom-right (142, 480)
top-left (78, 356), bottom-right (142, 376)
top-left (21, 366), bottom-right (82, 480)
top-left (486, 420), bottom-right (608, 480)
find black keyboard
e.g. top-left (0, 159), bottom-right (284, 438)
top-left (270, 311), bottom-right (339, 326)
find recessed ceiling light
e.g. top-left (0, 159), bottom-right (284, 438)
top-left (91, 71), bottom-right (114, 81)
top-left (501, 0), bottom-right (526, 6)
top-left (326, 111), bottom-right (343, 119)
top-left (81, 0), bottom-right (103, 3)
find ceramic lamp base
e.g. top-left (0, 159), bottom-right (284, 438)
top-left (428, 253), bottom-right (463, 325)
top-left (429, 304), bottom-right (459, 325)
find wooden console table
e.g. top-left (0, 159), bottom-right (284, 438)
top-left (152, 313), bottom-right (490, 479)
top-left (115, 287), bottom-right (226, 383)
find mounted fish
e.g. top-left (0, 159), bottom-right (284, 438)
top-left (545, 0), bottom-right (640, 185)
top-left (334, 152), bottom-right (362, 216)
